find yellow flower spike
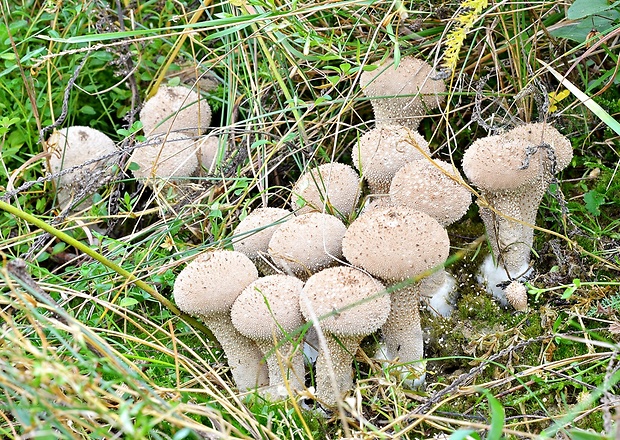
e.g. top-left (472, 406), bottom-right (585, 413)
top-left (548, 89), bottom-right (570, 113)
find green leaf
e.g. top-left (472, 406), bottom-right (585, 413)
top-left (485, 392), bottom-right (505, 440)
top-left (584, 190), bottom-right (605, 216)
top-left (449, 430), bottom-right (481, 440)
top-left (80, 105), bottom-right (96, 115)
top-left (567, 0), bottom-right (620, 19)
top-left (566, 428), bottom-right (612, 440)
top-left (119, 297), bottom-right (139, 307)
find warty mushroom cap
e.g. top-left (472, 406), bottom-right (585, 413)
top-left (173, 250), bottom-right (259, 316)
top-left (231, 275), bottom-right (305, 340)
top-left (140, 85), bottom-right (212, 136)
top-left (503, 122), bottom-right (573, 171)
top-left (353, 125), bottom-right (430, 194)
top-left (291, 162), bottom-right (361, 218)
top-left (342, 205), bottom-right (450, 282)
top-left (129, 133), bottom-right (199, 184)
top-left (197, 135), bottom-right (220, 173)
top-left (389, 158), bottom-right (472, 226)
top-left (359, 56), bottom-right (446, 130)
top-left (504, 280), bottom-right (528, 311)
top-left (300, 266), bottom-right (389, 337)
top-left (233, 207), bottom-right (292, 261)
top-left (46, 126), bottom-right (117, 208)
top-left (268, 212), bottom-right (347, 279)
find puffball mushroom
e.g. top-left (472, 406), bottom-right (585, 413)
top-left (173, 250), bottom-right (269, 391)
top-left (353, 124), bottom-right (430, 194)
top-left (231, 275), bottom-right (306, 397)
top-left (300, 266), bottom-right (389, 407)
top-left (129, 133), bottom-right (199, 185)
top-left (46, 126), bottom-right (117, 209)
top-left (197, 135), bottom-right (220, 173)
top-left (140, 85), bottom-right (212, 136)
top-left (268, 212), bottom-right (347, 280)
top-left (359, 56), bottom-right (446, 130)
top-left (232, 207), bottom-right (292, 275)
top-left (462, 122), bottom-right (572, 308)
top-left (291, 162), bottom-right (361, 219)
top-left (342, 206), bottom-right (450, 386)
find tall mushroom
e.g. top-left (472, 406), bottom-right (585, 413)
top-left (231, 275), bottom-right (306, 398)
top-left (45, 126), bottom-right (117, 209)
top-left (462, 122), bottom-right (572, 309)
top-left (359, 56), bottom-right (446, 130)
top-left (300, 266), bottom-right (390, 407)
top-left (352, 124), bottom-right (430, 193)
top-left (173, 250), bottom-right (269, 391)
top-left (342, 206), bottom-right (450, 386)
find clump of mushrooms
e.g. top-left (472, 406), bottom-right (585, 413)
top-left (359, 56), bottom-right (446, 130)
top-left (300, 266), bottom-right (390, 407)
top-left (462, 122), bottom-right (573, 310)
top-left (231, 275), bottom-right (306, 398)
top-left (173, 250), bottom-right (269, 391)
top-left (45, 126), bottom-right (117, 209)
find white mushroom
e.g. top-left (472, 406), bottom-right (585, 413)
top-left (46, 126), bottom-right (117, 209)
top-left (173, 250), bottom-right (269, 391)
top-left (300, 266), bottom-right (390, 407)
top-left (359, 56), bottom-right (446, 130)
top-left (291, 162), bottom-right (361, 220)
top-left (231, 275), bottom-right (306, 398)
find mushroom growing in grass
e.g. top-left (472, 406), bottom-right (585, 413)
top-left (231, 275), bottom-right (306, 398)
top-left (291, 162), bottom-right (361, 219)
top-left (173, 250), bottom-right (269, 391)
top-left (359, 56), bottom-right (446, 130)
top-left (462, 122), bottom-right (572, 309)
top-left (232, 207), bottom-right (292, 275)
top-left (389, 158), bottom-right (472, 316)
top-left (46, 126), bottom-right (117, 209)
top-left (268, 212), bottom-right (347, 280)
top-left (342, 206), bottom-right (450, 387)
top-left (300, 266), bottom-right (390, 407)
top-left (140, 85), bottom-right (211, 136)
top-left (352, 124), bottom-right (430, 193)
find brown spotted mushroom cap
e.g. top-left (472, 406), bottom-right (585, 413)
top-left (46, 126), bottom-right (117, 208)
top-left (359, 56), bottom-right (446, 129)
top-left (268, 212), bottom-right (347, 279)
top-left (353, 125), bottom-right (430, 194)
top-left (291, 162), bottom-right (361, 218)
top-left (140, 85), bottom-right (211, 136)
top-left (504, 280), bottom-right (528, 311)
top-left (389, 158), bottom-right (472, 226)
top-left (342, 205), bottom-right (450, 282)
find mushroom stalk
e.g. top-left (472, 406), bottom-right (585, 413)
top-left (254, 339), bottom-right (306, 395)
top-left (314, 335), bottom-right (363, 407)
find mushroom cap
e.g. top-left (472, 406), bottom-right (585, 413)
top-left (462, 137), bottom-right (542, 192)
top-left (268, 212), bottom-right (347, 278)
top-left (504, 280), bottom-right (528, 311)
top-left (300, 266), bottom-right (389, 337)
top-left (291, 162), bottom-right (361, 218)
top-left (197, 135), bottom-right (220, 173)
top-left (231, 275), bottom-right (305, 340)
top-left (129, 133), bottom-right (199, 183)
top-left (352, 125), bottom-right (430, 193)
top-left (233, 207), bottom-right (292, 260)
top-left (342, 205), bottom-right (450, 281)
top-left (140, 85), bottom-right (212, 136)
top-left (503, 122), bottom-right (573, 171)
top-left (389, 158), bottom-right (472, 226)
top-left (46, 126), bottom-right (117, 206)
top-left (173, 250), bottom-right (258, 316)
top-left (359, 57), bottom-right (446, 129)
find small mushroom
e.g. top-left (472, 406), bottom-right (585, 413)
top-left (342, 205), bottom-right (450, 386)
top-left (462, 122), bottom-right (572, 308)
top-left (45, 126), bottom-right (117, 209)
top-left (268, 212), bottom-right (347, 280)
top-left (232, 207), bottom-right (293, 275)
top-left (291, 162), bottom-right (361, 219)
top-left (505, 280), bottom-right (528, 312)
top-left (140, 85), bottom-right (211, 136)
top-left (300, 266), bottom-right (389, 407)
top-left (352, 124), bottom-right (430, 194)
top-left (231, 275), bottom-right (306, 397)
top-left (359, 57), bottom-right (446, 130)
top-left (173, 250), bottom-right (269, 391)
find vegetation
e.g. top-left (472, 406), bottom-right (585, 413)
top-left (1, 0), bottom-right (619, 438)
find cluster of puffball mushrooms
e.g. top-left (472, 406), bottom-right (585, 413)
top-left (45, 56), bottom-right (573, 406)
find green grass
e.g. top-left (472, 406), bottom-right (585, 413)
top-left (1, 0), bottom-right (620, 438)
